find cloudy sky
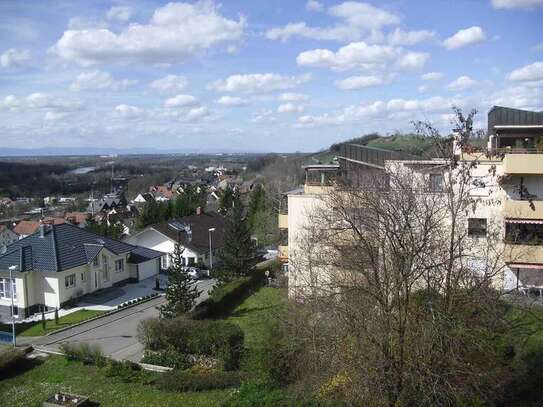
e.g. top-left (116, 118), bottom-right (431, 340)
top-left (0, 0), bottom-right (542, 153)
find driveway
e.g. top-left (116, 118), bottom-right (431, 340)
top-left (34, 279), bottom-right (215, 362)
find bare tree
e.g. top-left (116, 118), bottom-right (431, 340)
top-left (286, 108), bottom-right (521, 405)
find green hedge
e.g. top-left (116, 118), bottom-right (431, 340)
top-left (138, 318), bottom-right (244, 371)
top-left (141, 349), bottom-right (193, 370)
top-left (156, 370), bottom-right (247, 392)
top-left (191, 270), bottom-right (265, 319)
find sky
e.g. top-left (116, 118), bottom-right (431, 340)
top-left (0, 0), bottom-right (542, 153)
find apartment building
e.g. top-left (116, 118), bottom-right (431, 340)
top-left (280, 106), bottom-right (543, 298)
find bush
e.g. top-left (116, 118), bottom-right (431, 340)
top-left (0, 347), bottom-right (28, 374)
top-left (141, 349), bottom-right (193, 370)
top-left (60, 343), bottom-right (105, 366)
top-left (138, 318), bottom-right (244, 370)
top-left (156, 370), bottom-right (246, 392)
top-left (191, 271), bottom-right (265, 319)
top-left (104, 359), bottom-right (142, 383)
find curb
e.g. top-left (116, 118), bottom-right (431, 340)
top-left (45, 293), bottom-right (164, 337)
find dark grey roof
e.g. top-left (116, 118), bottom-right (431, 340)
top-left (488, 106), bottom-right (543, 133)
top-left (150, 212), bottom-right (225, 253)
top-left (0, 223), bottom-right (163, 273)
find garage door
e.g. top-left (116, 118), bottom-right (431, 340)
top-left (137, 259), bottom-right (159, 281)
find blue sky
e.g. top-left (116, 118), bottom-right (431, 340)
top-left (0, 0), bottom-right (542, 153)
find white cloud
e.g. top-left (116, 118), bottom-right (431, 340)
top-left (150, 75), bottom-right (187, 93)
top-left (217, 96), bottom-right (249, 106)
top-left (306, 0), bottom-right (324, 11)
top-left (51, 1), bottom-right (246, 65)
top-left (490, 84), bottom-right (543, 110)
top-left (396, 51), bottom-right (430, 70)
top-left (443, 26), bottom-right (486, 50)
top-left (70, 70), bottom-right (137, 91)
top-left (278, 103), bottom-right (305, 113)
top-left (26, 92), bottom-right (82, 111)
top-left (164, 94), bottom-right (199, 108)
top-left (266, 1), bottom-right (399, 42)
top-left (67, 18), bottom-right (108, 30)
top-left (44, 111), bottom-right (67, 121)
top-left (447, 75), bottom-right (478, 91)
top-left (421, 72), bottom-right (444, 81)
top-left (114, 104), bottom-right (144, 119)
top-left (387, 28), bottom-right (435, 45)
top-left (491, 0), bottom-right (543, 9)
top-left (106, 6), bottom-right (133, 22)
top-left (297, 41), bottom-right (428, 71)
top-left (209, 73), bottom-right (310, 93)
top-left (250, 109), bottom-right (276, 123)
top-left (1, 95), bottom-right (20, 110)
top-left (335, 75), bottom-right (385, 90)
top-left (186, 106), bottom-right (209, 122)
top-left (0, 48), bottom-right (31, 68)
top-left (279, 93), bottom-right (310, 102)
top-left (507, 61), bottom-right (543, 82)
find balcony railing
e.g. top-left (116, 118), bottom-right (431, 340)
top-left (278, 214), bottom-right (288, 229)
top-left (503, 154), bottom-right (543, 175)
top-left (505, 243), bottom-right (543, 265)
top-left (504, 199), bottom-right (543, 220)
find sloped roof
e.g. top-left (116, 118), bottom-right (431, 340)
top-left (13, 220), bottom-right (41, 236)
top-left (0, 223), bottom-right (163, 272)
top-left (150, 212), bottom-right (225, 253)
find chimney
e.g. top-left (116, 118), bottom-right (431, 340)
top-left (196, 206), bottom-right (202, 215)
top-left (39, 223), bottom-right (46, 238)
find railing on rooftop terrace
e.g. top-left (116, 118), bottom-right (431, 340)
top-left (338, 144), bottom-right (418, 168)
top-left (494, 147), bottom-right (543, 154)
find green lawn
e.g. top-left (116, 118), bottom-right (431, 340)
top-left (227, 286), bottom-right (286, 378)
top-left (0, 309), bottom-right (105, 337)
top-left (0, 355), bottom-right (229, 407)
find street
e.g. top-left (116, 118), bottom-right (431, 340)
top-left (34, 279), bottom-right (215, 362)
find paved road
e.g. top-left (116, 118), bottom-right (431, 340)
top-left (34, 279), bottom-right (215, 362)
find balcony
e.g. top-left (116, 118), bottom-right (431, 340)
top-left (503, 154), bottom-right (543, 175)
top-left (278, 245), bottom-right (288, 261)
top-left (504, 199), bottom-right (543, 220)
top-left (278, 214), bottom-right (288, 229)
top-left (505, 244), bottom-right (543, 265)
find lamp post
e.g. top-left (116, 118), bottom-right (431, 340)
top-left (8, 265), bottom-right (17, 346)
top-left (208, 228), bottom-right (215, 270)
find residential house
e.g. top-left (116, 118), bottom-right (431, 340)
top-left (0, 226), bottom-right (18, 253)
top-left (126, 210), bottom-right (224, 270)
top-left (64, 212), bottom-right (90, 228)
top-left (13, 220), bottom-right (42, 239)
top-left (132, 193), bottom-right (155, 205)
top-left (0, 223), bottom-right (163, 319)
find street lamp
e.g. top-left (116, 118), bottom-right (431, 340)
top-left (8, 265), bottom-right (17, 346)
top-left (208, 228), bottom-right (216, 270)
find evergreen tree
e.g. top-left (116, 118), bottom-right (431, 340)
top-left (159, 244), bottom-right (201, 318)
top-left (216, 193), bottom-right (258, 282)
top-left (218, 186), bottom-right (235, 214)
top-left (86, 216), bottom-right (124, 240)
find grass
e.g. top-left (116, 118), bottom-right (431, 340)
top-left (0, 309), bottom-right (105, 337)
top-left (226, 286), bottom-right (286, 378)
top-left (0, 355), bottom-right (229, 407)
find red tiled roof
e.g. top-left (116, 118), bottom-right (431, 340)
top-left (65, 212), bottom-right (89, 225)
top-left (13, 220), bottom-right (41, 236)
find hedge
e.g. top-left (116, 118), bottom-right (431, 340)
top-left (191, 270), bottom-right (266, 319)
top-left (156, 370), bottom-right (247, 392)
top-left (0, 347), bottom-right (28, 376)
top-left (138, 318), bottom-right (244, 371)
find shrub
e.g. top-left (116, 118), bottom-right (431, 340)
top-left (138, 318), bottom-right (244, 370)
top-left (141, 349), bottom-right (193, 370)
top-left (191, 271), bottom-right (265, 319)
top-left (156, 370), bottom-right (246, 392)
top-left (60, 343), bottom-right (105, 366)
top-left (104, 359), bottom-right (142, 382)
top-left (0, 347), bottom-right (27, 374)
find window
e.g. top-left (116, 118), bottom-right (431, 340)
top-left (468, 218), bottom-right (487, 237)
top-left (93, 256), bottom-right (99, 267)
top-left (65, 274), bottom-right (76, 288)
top-left (161, 255), bottom-right (168, 269)
top-left (115, 259), bottom-right (124, 273)
top-left (81, 272), bottom-right (87, 282)
top-left (103, 268), bottom-right (109, 282)
top-left (429, 174), bottom-right (444, 192)
top-left (0, 278), bottom-right (16, 300)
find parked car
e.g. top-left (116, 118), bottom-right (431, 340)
top-left (184, 267), bottom-right (209, 280)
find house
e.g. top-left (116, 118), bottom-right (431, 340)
top-left (0, 225), bottom-right (18, 253)
top-left (281, 106), bottom-right (543, 298)
top-left (86, 193), bottom-right (127, 214)
top-left (132, 193), bottom-right (155, 205)
top-left (125, 210), bottom-right (225, 270)
top-left (64, 212), bottom-right (90, 228)
top-left (149, 185), bottom-right (177, 201)
top-left (0, 223), bottom-right (163, 319)
top-left (13, 220), bottom-right (41, 238)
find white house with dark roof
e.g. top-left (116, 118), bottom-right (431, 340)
top-left (0, 223), bottom-right (163, 319)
